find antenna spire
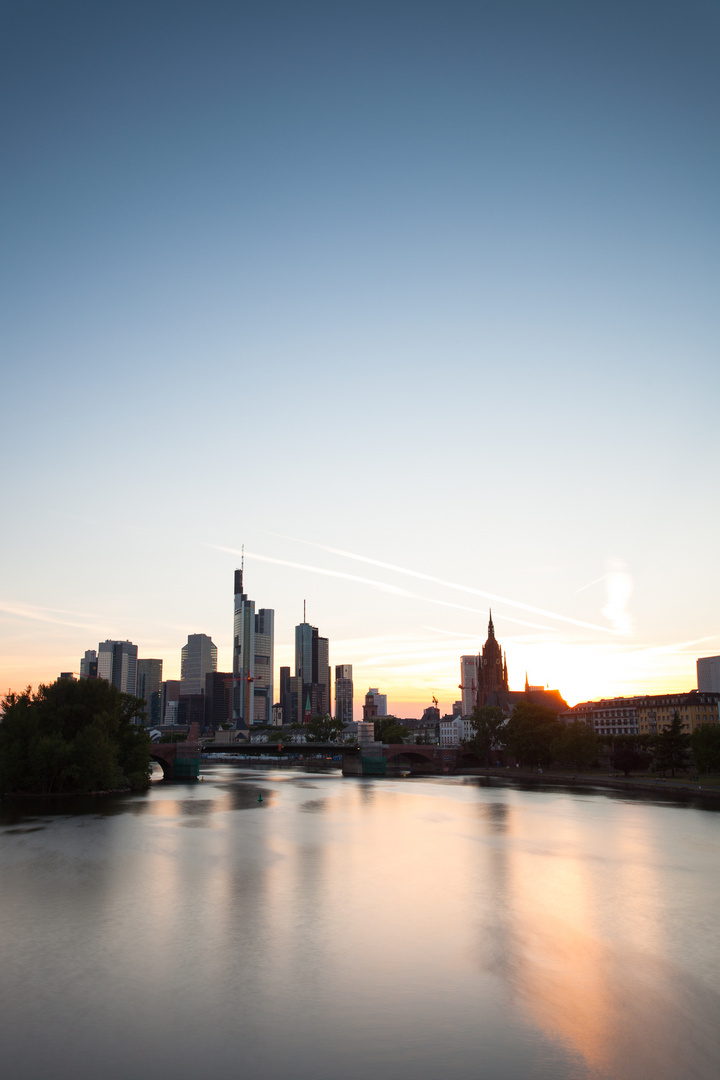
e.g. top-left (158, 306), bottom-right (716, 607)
top-left (303, 598), bottom-right (306, 623)
top-left (241, 544), bottom-right (244, 574)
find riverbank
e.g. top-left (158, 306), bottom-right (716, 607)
top-left (473, 768), bottom-right (720, 801)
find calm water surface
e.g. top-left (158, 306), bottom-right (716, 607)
top-left (1, 766), bottom-right (719, 1080)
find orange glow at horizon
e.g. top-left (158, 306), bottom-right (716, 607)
top-left (1, 627), bottom-right (712, 718)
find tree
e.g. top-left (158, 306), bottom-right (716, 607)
top-left (466, 705), bottom-right (506, 766)
top-left (551, 722), bottom-right (599, 771)
top-left (653, 711), bottom-right (690, 777)
top-left (503, 702), bottom-right (561, 770)
top-left (373, 717), bottom-right (411, 744)
top-left (611, 743), bottom-right (642, 777)
top-left (690, 724), bottom-right (720, 775)
top-left (0, 679), bottom-right (151, 794)
top-left (305, 714), bottom-right (345, 742)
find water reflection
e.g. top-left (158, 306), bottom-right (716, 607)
top-left (478, 800), bottom-right (510, 833)
top-left (1, 771), bottom-right (719, 1080)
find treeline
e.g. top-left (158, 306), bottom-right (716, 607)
top-left (252, 715), bottom-right (414, 744)
top-left (0, 679), bottom-right (152, 795)
top-left (466, 703), bottom-right (720, 776)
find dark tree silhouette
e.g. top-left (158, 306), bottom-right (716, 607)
top-left (0, 679), bottom-right (151, 794)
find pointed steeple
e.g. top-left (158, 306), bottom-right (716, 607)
top-left (525, 670), bottom-right (529, 692)
top-left (488, 609), bottom-right (495, 638)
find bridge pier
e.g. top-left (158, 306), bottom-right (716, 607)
top-left (150, 742), bottom-right (201, 781)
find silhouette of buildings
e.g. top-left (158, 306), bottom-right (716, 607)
top-left (161, 679), bottom-right (182, 723)
top-left (366, 687), bottom-right (387, 716)
top-left (137, 658), bottom-right (163, 724)
top-left (469, 614), bottom-right (566, 715)
top-left (279, 666), bottom-right (303, 726)
top-left (79, 649), bottom-right (98, 679)
top-left (205, 671), bottom-right (234, 729)
top-left (477, 612), bottom-right (508, 706)
top-left (232, 568), bottom-right (274, 727)
top-left (459, 655), bottom-right (478, 714)
top-left (562, 691), bottom-right (720, 736)
top-left (335, 664), bottom-right (354, 724)
top-left (295, 619), bottom-right (331, 720)
top-left (97, 640), bottom-right (138, 695)
top-left (697, 656), bottom-right (720, 693)
top-left (363, 689), bottom-right (379, 720)
top-left (180, 634), bottom-right (217, 696)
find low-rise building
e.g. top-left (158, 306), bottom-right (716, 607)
top-left (438, 715), bottom-right (476, 747)
top-left (563, 698), bottom-right (640, 736)
top-left (562, 691), bottom-right (720, 736)
top-left (636, 691), bottom-right (719, 735)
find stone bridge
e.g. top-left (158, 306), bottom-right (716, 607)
top-left (342, 744), bottom-right (481, 775)
top-left (382, 744), bottom-right (469, 771)
top-left (156, 735), bottom-right (478, 780)
top-left (150, 723), bottom-right (202, 780)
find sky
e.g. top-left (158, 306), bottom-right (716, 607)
top-left (1, 0), bottom-right (718, 716)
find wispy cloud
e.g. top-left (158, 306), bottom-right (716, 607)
top-left (0, 601), bottom-right (101, 630)
top-left (574, 575), bottom-right (606, 595)
top-left (245, 532), bottom-right (614, 634)
top-left (209, 545), bottom-right (555, 631)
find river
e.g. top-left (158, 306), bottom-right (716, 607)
top-left (1, 765), bottom-right (719, 1080)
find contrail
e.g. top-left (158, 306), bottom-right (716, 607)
top-left (0, 601), bottom-right (101, 630)
top-left (574, 575), bottom-right (606, 594)
top-left (624, 635), bottom-right (715, 658)
top-left (209, 546), bottom-right (554, 630)
top-left (248, 531), bottom-right (613, 633)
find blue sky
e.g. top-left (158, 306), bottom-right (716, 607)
top-left (2, 1), bottom-right (718, 714)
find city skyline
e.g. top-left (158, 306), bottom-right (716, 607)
top-left (1, 2), bottom-right (718, 714)
top-left (8, 561), bottom-right (718, 719)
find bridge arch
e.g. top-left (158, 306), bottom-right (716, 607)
top-left (149, 746), bottom-right (175, 780)
top-left (383, 746), bottom-right (437, 764)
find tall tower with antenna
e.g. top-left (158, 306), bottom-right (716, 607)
top-left (294, 603), bottom-right (331, 721)
top-left (232, 556), bottom-right (274, 728)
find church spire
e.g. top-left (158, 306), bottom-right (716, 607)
top-left (488, 609), bottom-right (495, 638)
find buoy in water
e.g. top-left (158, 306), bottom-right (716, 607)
top-left (258, 793), bottom-right (263, 803)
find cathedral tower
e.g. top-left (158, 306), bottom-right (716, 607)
top-left (477, 610), bottom-right (509, 706)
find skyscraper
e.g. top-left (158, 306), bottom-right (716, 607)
top-left (97, 640), bottom-right (138, 695)
top-left (280, 666), bottom-right (303, 726)
top-left (366, 688), bottom-right (387, 716)
top-left (697, 656), bottom-right (720, 693)
top-left (161, 679), bottom-right (182, 723)
top-left (205, 671), bottom-right (234, 728)
top-left (232, 568), bottom-right (275, 726)
top-left (295, 618), bottom-right (331, 720)
top-left (79, 649), bottom-right (98, 679)
top-left (335, 664), bottom-right (353, 724)
top-left (460, 655), bottom-right (479, 715)
top-left (137, 658), bottom-right (163, 725)
top-left (180, 634), bottom-right (217, 696)
top-left (253, 607), bottom-right (274, 724)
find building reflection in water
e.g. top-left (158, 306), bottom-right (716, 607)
top-left (477, 793), bottom-right (718, 1079)
top-left (4, 769), bottom-right (719, 1080)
